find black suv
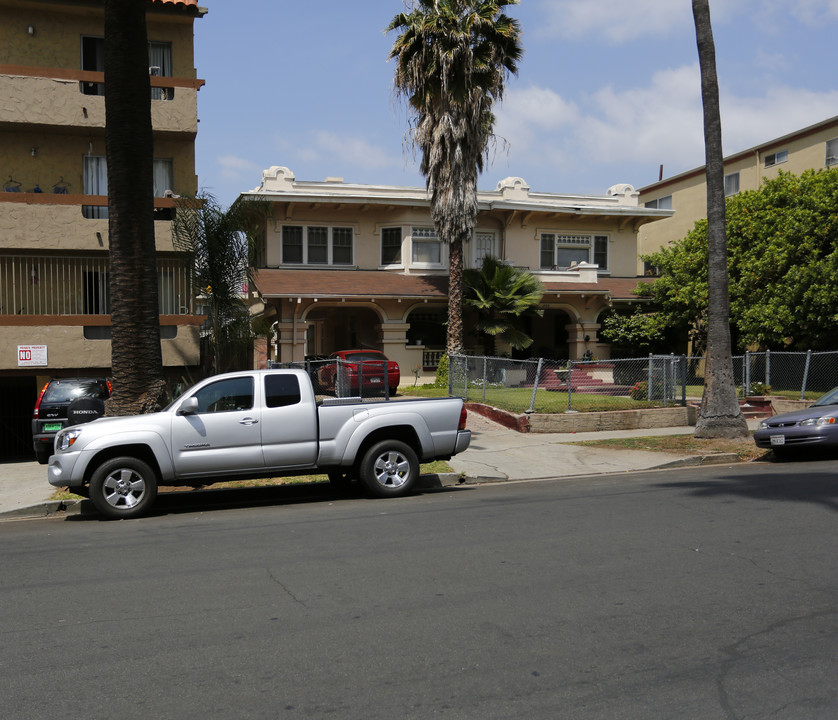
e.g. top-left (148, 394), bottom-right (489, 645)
top-left (32, 378), bottom-right (111, 464)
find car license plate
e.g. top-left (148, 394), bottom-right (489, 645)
top-left (43, 423), bottom-right (62, 432)
top-left (370, 377), bottom-right (381, 383)
top-left (770, 435), bottom-right (786, 446)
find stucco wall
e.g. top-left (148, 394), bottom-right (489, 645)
top-left (0, 322), bottom-right (200, 369)
top-left (264, 203), bottom-right (639, 276)
top-left (638, 123), bottom-right (838, 261)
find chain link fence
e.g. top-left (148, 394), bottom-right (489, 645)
top-left (448, 351), bottom-right (838, 413)
top-left (270, 357), bottom-right (398, 401)
top-left (739, 350), bottom-right (838, 399)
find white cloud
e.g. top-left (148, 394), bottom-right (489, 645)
top-left (492, 65), bottom-right (838, 190)
top-left (791, 0), bottom-right (838, 23)
top-left (720, 87), bottom-right (838, 153)
top-left (495, 86), bottom-right (579, 143)
top-left (537, 0), bottom-right (691, 43)
top-left (535, 0), bottom-right (764, 43)
top-left (216, 154), bottom-right (262, 180)
top-left (311, 131), bottom-right (398, 171)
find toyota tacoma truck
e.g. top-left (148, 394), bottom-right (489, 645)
top-left (48, 368), bottom-right (470, 519)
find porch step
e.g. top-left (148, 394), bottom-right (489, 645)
top-left (688, 397), bottom-right (774, 419)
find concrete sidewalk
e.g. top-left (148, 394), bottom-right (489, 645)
top-left (0, 415), bottom-right (761, 520)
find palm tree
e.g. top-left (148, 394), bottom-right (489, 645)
top-left (464, 255), bottom-right (543, 356)
top-left (388, 0), bottom-right (522, 356)
top-left (103, 0), bottom-right (166, 414)
top-left (173, 195), bottom-right (266, 373)
top-left (691, 0), bottom-right (748, 438)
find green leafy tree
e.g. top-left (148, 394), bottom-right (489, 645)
top-left (172, 195), bottom-right (266, 374)
top-left (599, 308), bottom-right (671, 356)
top-left (387, 0), bottom-right (522, 356)
top-left (691, 0), bottom-right (747, 438)
top-left (643, 169), bottom-right (838, 352)
top-left (464, 255), bottom-right (543, 355)
top-left (104, 0), bottom-right (166, 415)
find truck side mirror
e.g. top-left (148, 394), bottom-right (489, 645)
top-left (177, 396), bottom-right (199, 415)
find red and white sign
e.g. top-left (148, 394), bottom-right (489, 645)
top-left (18, 345), bottom-right (48, 367)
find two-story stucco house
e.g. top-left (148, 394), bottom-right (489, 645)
top-left (241, 167), bottom-right (672, 376)
top-left (0, 0), bottom-right (205, 459)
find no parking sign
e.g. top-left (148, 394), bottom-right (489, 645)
top-left (18, 345), bottom-right (47, 366)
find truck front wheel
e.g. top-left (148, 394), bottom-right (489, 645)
top-left (359, 440), bottom-right (418, 497)
top-left (89, 457), bottom-right (158, 519)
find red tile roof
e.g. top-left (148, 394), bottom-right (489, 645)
top-left (253, 269), bottom-right (649, 302)
top-left (152, 0), bottom-right (200, 6)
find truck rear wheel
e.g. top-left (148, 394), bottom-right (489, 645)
top-left (359, 440), bottom-right (418, 498)
top-left (89, 457), bottom-right (158, 519)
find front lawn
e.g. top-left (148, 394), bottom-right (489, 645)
top-left (404, 385), bottom-right (669, 414)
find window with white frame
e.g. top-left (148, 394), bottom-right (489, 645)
top-left (411, 227), bottom-right (442, 265)
top-left (473, 231), bottom-right (497, 267)
top-left (764, 149), bottom-right (788, 168)
top-left (826, 138), bottom-right (838, 167)
top-left (381, 227), bottom-right (402, 266)
top-left (724, 172), bottom-right (740, 196)
top-left (540, 233), bottom-right (609, 271)
top-left (644, 195), bottom-right (672, 210)
top-left (281, 225), bottom-right (354, 266)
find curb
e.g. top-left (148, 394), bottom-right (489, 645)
top-left (1, 455), bottom-right (751, 520)
top-left (0, 498), bottom-right (84, 520)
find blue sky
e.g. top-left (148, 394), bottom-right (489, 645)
top-left (193, 0), bottom-right (838, 208)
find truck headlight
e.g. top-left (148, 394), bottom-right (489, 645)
top-left (58, 428), bottom-right (83, 451)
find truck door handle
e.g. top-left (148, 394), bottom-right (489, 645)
top-left (239, 417), bottom-right (259, 426)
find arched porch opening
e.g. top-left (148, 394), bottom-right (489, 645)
top-left (406, 304), bottom-right (447, 369)
top-left (519, 308), bottom-right (575, 360)
top-left (305, 306), bottom-right (383, 356)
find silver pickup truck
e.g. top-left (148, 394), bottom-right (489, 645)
top-left (48, 368), bottom-right (471, 519)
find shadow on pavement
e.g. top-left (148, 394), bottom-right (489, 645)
top-left (656, 467), bottom-right (838, 513)
top-left (64, 477), bottom-right (464, 521)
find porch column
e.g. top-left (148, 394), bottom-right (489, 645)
top-left (276, 318), bottom-right (309, 363)
top-left (378, 321), bottom-right (422, 383)
top-left (567, 322), bottom-right (587, 360)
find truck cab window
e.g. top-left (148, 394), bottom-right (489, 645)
top-left (265, 374), bottom-right (301, 408)
top-left (193, 377), bottom-right (254, 413)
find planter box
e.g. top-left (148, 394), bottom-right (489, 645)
top-left (466, 403), bottom-right (697, 433)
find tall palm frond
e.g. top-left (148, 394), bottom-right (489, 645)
top-left (388, 0), bottom-right (522, 355)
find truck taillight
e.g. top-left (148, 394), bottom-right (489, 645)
top-left (33, 381), bottom-right (49, 419)
top-left (458, 405), bottom-right (468, 431)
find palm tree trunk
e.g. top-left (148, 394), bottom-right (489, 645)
top-left (104, 0), bottom-right (166, 415)
top-left (691, 0), bottom-right (748, 438)
top-left (447, 236), bottom-right (465, 356)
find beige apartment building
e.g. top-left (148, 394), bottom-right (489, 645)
top-left (241, 167), bottom-right (672, 376)
top-left (0, 0), bottom-right (205, 459)
top-left (638, 115), bottom-right (838, 268)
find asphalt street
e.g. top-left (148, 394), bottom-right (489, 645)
top-left (3, 459), bottom-right (837, 719)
